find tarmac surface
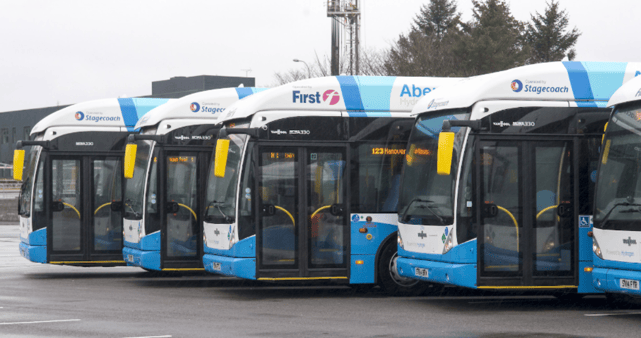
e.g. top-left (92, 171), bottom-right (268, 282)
top-left (1, 224), bottom-right (640, 338)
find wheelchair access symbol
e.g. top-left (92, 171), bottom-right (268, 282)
top-left (579, 215), bottom-right (592, 228)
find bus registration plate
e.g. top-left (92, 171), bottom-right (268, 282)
top-left (127, 254), bottom-right (134, 263)
top-left (414, 267), bottom-right (428, 278)
top-left (620, 278), bottom-right (639, 290)
top-left (212, 262), bottom-right (222, 271)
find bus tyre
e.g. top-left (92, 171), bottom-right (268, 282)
top-left (378, 241), bottom-right (427, 296)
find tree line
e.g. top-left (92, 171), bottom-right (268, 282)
top-left (275, 0), bottom-right (580, 83)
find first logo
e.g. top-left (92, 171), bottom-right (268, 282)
top-left (75, 111), bottom-right (84, 120)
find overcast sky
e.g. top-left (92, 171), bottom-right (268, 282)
top-left (1, 0), bottom-right (638, 112)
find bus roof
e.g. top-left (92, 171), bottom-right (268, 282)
top-left (411, 61), bottom-right (641, 115)
top-left (31, 97), bottom-right (170, 135)
top-left (608, 74), bottom-right (641, 107)
top-left (218, 76), bottom-right (462, 123)
top-left (134, 87), bottom-right (266, 130)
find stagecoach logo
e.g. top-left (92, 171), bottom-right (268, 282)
top-left (75, 111), bottom-right (85, 120)
top-left (190, 102), bottom-right (200, 112)
top-left (271, 129), bottom-right (287, 135)
top-left (493, 121), bottom-right (511, 128)
top-left (511, 79), bottom-right (523, 92)
top-left (623, 237), bottom-right (637, 246)
top-left (323, 90), bottom-right (341, 105)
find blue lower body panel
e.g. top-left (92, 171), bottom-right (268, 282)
top-left (19, 242), bottom-right (47, 264)
top-left (123, 246), bottom-right (160, 271)
top-left (203, 254), bottom-right (256, 280)
top-left (396, 257), bottom-right (477, 289)
top-left (350, 254), bottom-right (375, 284)
top-left (593, 267), bottom-right (641, 296)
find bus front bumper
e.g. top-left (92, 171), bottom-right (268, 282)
top-left (396, 256), bottom-right (477, 289)
top-left (123, 246), bottom-right (160, 271)
top-left (203, 254), bottom-right (256, 280)
top-left (19, 242), bottom-right (46, 263)
top-left (593, 267), bottom-right (641, 296)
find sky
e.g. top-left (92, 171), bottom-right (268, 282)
top-left (0, 0), bottom-right (639, 112)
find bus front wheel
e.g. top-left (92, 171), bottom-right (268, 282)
top-left (378, 240), bottom-right (428, 296)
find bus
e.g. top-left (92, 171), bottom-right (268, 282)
top-left (592, 73), bottom-right (641, 300)
top-left (203, 76), bottom-right (460, 295)
top-left (394, 61), bottom-right (641, 295)
top-left (14, 98), bottom-right (169, 266)
top-left (122, 87), bottom-right (264, 271)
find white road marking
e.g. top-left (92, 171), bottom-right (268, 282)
top-left (585, 312), bottom-right (641, 317)
top-left (123, 336), bottom-right (172, 338)
top-left (0, 319), bottom-right (80, 325)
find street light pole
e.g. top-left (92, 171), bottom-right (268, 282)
top-left (293, 59), bottom-right (311, 78)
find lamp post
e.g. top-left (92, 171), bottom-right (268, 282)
top-left (293, 59), bottom-right (311, 79)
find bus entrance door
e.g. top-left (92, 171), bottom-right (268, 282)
top-left (476, 138), bottom-right (576, 288)
top-left (256, 146), bottom-right (349, 280)
top-left (48, 156), bottom-right (124, 265)
top-left (161, 150), bottom-right (205, 269)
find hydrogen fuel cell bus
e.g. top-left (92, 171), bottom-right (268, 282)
top-left (394, 61), bottom-right (641, 294)
top-left (122, 87), bottom-right (264, 271)
top-left (15, 98), bottom-right (169, 265)
top-left (203, 76), bottom-right (460, 294)
top-left (592, 74), bottom-right (641, 298)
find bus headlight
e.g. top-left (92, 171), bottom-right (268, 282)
top-left (593, 236), bottom-right (603, 259)
top-left (443, 229), bottom-right (454, 254)
top-left (203, 233), bottom-right (207, 246)
top-left (397, 231), bottom-right (404, 249)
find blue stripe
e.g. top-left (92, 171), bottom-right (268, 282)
top-left (118, 98), bottom-right (139, 131)
top-left (562, 61), bottom-right (595, 101)
top-left (235, 87), bottom-right (255, 100)
top-left (353, 76), bottom-right (396, 111)
top-left (336, 76), bottom-right (365, 111)
top-left (580, 61), bottom-right (627, 100)
top-left (131, 98), bottom-right (169, 118)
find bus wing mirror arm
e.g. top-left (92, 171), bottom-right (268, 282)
top-left (16, 140), bottom-right (53, 150)
top-left (219, 128), bottom-right (266, 139)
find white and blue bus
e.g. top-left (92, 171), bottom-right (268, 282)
top-left (592, 74), bottom-right (641, 299)
top-left (15, 98), bottom-right (169, 266)
top-left (203, 76), bottom-right (460, 294)
top-left (395, 62), bottom-right (641, 295)
top-left (122, 87), bottom-right (264, 271)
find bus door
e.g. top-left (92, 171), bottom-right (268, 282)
top-left (161, 150), bottom-right (207, 269)
top-left (256, 145), bottom-right (349, 279)
top-left (476, 137), bottom-right (576, 287)
top-left (48, 155), bottom-right (124, 263)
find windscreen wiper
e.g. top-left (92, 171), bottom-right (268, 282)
top-left (401, 197), bottom-right (444, 225)
top-left (599, 201), bottom-right (641, 225)
top-left (208, 200), bottom-right (232, 222)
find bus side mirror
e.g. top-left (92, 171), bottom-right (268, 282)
top-left (124, 143), bottom-right (137, 179)
top-left (13, 149), bottom-right (25, 181)
top-left (214, 139), bottom-right (230, 178)
top-left (437, 131), bottom-right (455, 176)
